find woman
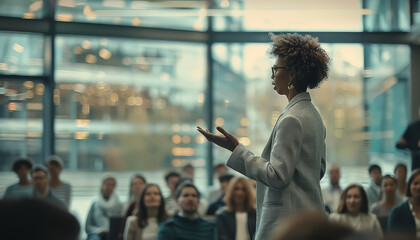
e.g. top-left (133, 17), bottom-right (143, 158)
top-left (388, 169), bottom-right (420, 238)
top-left (394, 163), bottom-right (408, 202)
top-left (216, 177), bottom-right (256, 240)
top-left (124, 184), bottom-right (169, 240)
top-left (197, 33), bottom-right (329, 239)
top-left (118, 175), bottom-right (147, 240)
top-left (371, 175), bottom-right (399, 231)
top-left (329, 184), bottom-right (382, 237)
top-left (85, 175), bottom-right (123, 240)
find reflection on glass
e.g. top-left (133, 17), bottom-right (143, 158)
top-left (0, 32), bottom-right (44, 76)
top-left (56, 0), bottom-right (208, 31)
top-left (55, 35), bottom-right (207, 179)
top-left (0, 0), bottom-right (43, 18)
top-left (0, 80), bottom-right (43, 169)
top-left (213, 43), bottom-right (410, 185)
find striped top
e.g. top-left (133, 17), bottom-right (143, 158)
top-left (50, 182), bottom-right (72, 209)
top-left (3, 183), bottom-right (33, 199)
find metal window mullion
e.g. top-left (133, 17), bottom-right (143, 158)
top-left (41, 0), bottom-right (56, 163)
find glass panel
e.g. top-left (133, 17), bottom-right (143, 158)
top-left (213, 0), bottom-right (410, 32)
top-left (55, 0), bottom-right (208, 31)
top-left (0, 32), bottom-right (44, 76)
top-left (0, 80), bottom-right (44, 169)
top-left (0, 0), bottom-right (43, 19)
top-left (213, 43), bottom-right (410, 189)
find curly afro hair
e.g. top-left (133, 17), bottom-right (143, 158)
top-left (268, 33), bottom-right (330, 92)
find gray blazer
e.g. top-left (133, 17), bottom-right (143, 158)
top-left (227, 92), bottom-right (326, 240)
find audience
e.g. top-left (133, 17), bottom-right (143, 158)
top-left (157, 182), bottom-right (217, 240)
top-left (46, 155), bottom-right (72, 209)
top-left (366, 164), bottom-right (383, 208)
top-left (271, 211), bottom-right (356, 240)
top-left (388, 169), bottom-right (420, 238)
top-left (3, 158), bottom-right (33, 198)
top-left (118, 174), bottom-right (147, 240)
top-left (371, 175), bottom-right (400, 232)
top-left (164, 171), bottom-right (181, 216)
top-left (206, 173), bottom-right (234, 215)
top-left (216, 177), bottom-right (256, 240)
top-left (322, 165), bottom-right (342, 213)
top-left (124, 184), bottom-right (169, 240)
top-left (0, 198), bottom-right (80, 240)
top-left (329, 184), bottom-right (382, 237)
top-left (85, 174), bottom-right (123, 240)
top-left (394, 163), bottom-right (408, 202)
top-left (32, 165), bottom-right (66, 208)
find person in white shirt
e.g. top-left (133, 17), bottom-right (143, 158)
top-left (124, 184), bottom-right (169, 240)
top-left (322, 165), bottom-right (342, 213)
top-left (329, 184), bottom-right (382, 237)
top-left (85, 175), bottom-right (123, 240)
top-left (365, 165), bottom-right (382, 208)
top-left (163, 171), bottom-right (180, 216)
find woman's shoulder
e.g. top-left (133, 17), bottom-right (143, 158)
top-left (127, 215), bottom-right (138, 226)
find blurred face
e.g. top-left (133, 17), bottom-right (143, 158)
top-left (178, 187), bottom-right (199, 214)
top-left (220, 180), bottom-right (229, 194)
top-left (32, 171), bottom-right (49, 192)
top-left (16, 166), bottom-right (30, 181)
top-left (167, 176), bottom-right (180, 193)
top-left (370, 168), bottom-right (382, 186)
top-left (271, 57), bottom-right (291, 95)
top-left (382, 178), bottom-right (397, 197)
top-left (184, 167), bottom-right (194, 177)
top-left (47, 163), bottom-right (62, 178)
top-left (144, 186), bottom-right (162, 208)
top-left (102, 179), bottom-right (116, 198)
top-left (410, 175), bottom-right (420, 198)
top-left (345, 187), bottom-right (362, 215)
top-left (329, 166), bottom-right (340, 186)
top-left (131, 177), bottom-right (146, 197)
top-left (215, 166), bottom-right (227, 178)
top-left (233, 182), bottom-right (247, 205)
top-left (395, 166), bottom-right (407, 182)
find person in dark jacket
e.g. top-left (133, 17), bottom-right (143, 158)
top-left (157, 182), bottom-right (217, 240)
top-left (216, 177), bottom-right (256, 240)
top-left (388, 168), bottom-right (420, 238)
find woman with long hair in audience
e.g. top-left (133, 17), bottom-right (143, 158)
top-left (118, 175), bottom-right (147, 240)
top-left (371, 175), bottom-right (399, 232)
top-left (388, 169), bottom-right (420, 238)
top-left (124, 184), bottom-right (169, 240)
top-left (329, 184), bottom-right (382, 237)
top-left (216, 177), bottom-right (256, 240)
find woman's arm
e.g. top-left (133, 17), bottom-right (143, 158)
top-left (227, 116), bottom-right (304, 190)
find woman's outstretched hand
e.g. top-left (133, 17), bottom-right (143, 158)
top-left (197, 126), bottom-right (239, 152)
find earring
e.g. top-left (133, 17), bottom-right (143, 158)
top-left (287, 81), bottom-right (294, 90)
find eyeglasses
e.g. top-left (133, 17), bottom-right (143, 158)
top-left (271, 66), bottom-right (287, 76)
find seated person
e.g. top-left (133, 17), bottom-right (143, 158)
top-left (85, 174), bottom-right (123, 240)
top-left (329, 184), bottom-right (382, 237)
top-left (3, 158), bottom-right (33, 198)
top-left (206, 173), bottom-right (234, 215)
top-left (46, 155), bottom-right (72, 209)
top-left (32, 165), bottom-right (65, 208)
top-left (157, 182), bottom-right (217, 240)
top-left (216, 177), bottom-right (256, 240)
top-left (124, 184), bottom-right (169, 240)
top-left (164, 171), bottom-right (180, 216)
top-left (371, 175), bottom-right (400, 232)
